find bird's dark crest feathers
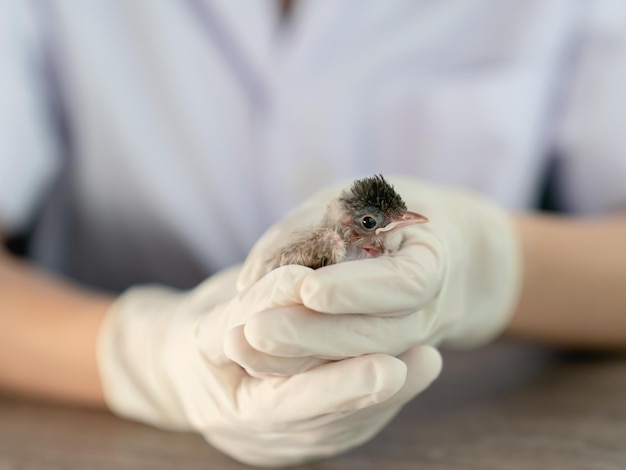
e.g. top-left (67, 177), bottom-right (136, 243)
top-left (340, 175), bottom-right (407, 216)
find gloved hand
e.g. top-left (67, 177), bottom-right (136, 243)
top-left (97, 265), bottom-right (442, 467)
top-left (234, 176), bottom-right (522, 375)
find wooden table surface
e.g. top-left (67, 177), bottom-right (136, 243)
top-left (2, 340), bottom-right (626, 469)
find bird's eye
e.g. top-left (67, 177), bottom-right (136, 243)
top-left (361, 216), bottom-right (377, 229)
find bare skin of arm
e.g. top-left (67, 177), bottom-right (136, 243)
top-left (1, 212), bottom-right (625, 405)
top-left (0, 229), bottom-right (112, 407)
top-left (506, 212), bottom-right (626, 350)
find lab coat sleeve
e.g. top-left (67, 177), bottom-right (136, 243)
top-left (554, 0), bottom-right (626, 215)
top-left (0, 0), bottom-right (60, 236)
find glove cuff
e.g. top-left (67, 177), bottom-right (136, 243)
top-left (97, 285), bottom-right (191, 430)
top-left (441, 196), bottom-right (523, 348)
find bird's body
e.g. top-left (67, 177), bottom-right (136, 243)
top-left (270, 225), bottom-right (347, 270)
top-left (268, 175), bottom-right (428, 270)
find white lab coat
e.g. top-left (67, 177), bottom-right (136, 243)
top-left (1, 0), bottom-right (626, 290)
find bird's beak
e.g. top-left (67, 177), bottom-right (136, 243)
top-left (375, 210), bottom-right (428, 234)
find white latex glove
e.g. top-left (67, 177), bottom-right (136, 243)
top-left (234, 176), bottom-right (522, 374)
top-left (97, 265), bottom-right (442, 467)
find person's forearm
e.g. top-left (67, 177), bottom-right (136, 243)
top-left (0, 247), bottom-right (113, 406)
top-left (506, 212), bottom-right (626, 349)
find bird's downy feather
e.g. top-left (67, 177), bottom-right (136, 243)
top-left (267, 175), bottom-right (427, 271)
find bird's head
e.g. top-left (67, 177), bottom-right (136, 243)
top-left (333, 175), bottom-right (428, 253)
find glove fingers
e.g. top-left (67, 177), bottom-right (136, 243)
top-left (382, 345), bottom-right (442, 407)
top-left (300, 233), bottom-right (444, 316)
top-left (288, 346), bottom-right (442, 434)
top-left (237, 264), bottom-right (312, 313)
top-left (295, 345), bottom-right (442, 432)
top-left (236, 354), bottom-right (407, 427)
top-left (243, 306), bottom-right (437, 361)
top-left (224, 325), bottom-right (327, 376)
top-left (205, 347), bottom-right (441, 468)
top-left (196, 265), bottom-right (312, 359)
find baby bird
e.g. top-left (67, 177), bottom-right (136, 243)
top-left (268, 175), bottom-right (428, 270)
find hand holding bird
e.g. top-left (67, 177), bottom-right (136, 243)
top-left (234, 177), bottom-right (521, 378)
